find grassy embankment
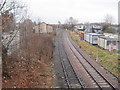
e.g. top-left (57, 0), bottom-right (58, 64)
top-left (70, 31), bottom-right (119, 78)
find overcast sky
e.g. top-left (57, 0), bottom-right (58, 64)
top-left (24, 0), bottom-right (119, 24)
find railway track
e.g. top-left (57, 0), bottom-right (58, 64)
top-left (54, 30), bottom-right (85, 88)
top-left (64, 31), bottom-right (118, 90)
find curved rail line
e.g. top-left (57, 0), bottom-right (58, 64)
top-left (57, 33), bottom-right (71, 88)
top-left (57, 31), bottom-right (85, 89)
top-left (62, 32), bottom-right (86, 89)
top-left (65, 31), bottom-right (117, 90)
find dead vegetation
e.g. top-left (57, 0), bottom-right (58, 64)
top-left (2, 32), bottom-right (56, 88)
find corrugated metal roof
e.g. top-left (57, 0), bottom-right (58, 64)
top-left (98, 36), bottom-right (118, 41)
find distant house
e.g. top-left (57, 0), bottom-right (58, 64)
top-left (39, 22), bottom-right (47, 33)
top-left (33, 22), bottom-right (53, 33)
top-left (85, 23), bottom-right (102, 33)
top-left (46, 24), bottom-right (53, 33)
top-left (74, 24), bottom-right (85, 31)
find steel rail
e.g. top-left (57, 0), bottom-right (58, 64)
top-left (70, 32), bottom-right (119, 81)
top-left (67, 32), bottom-right (117, 90)
top-left (57, 32), bottom-right (71, 88)
top-left (62, 32), bottom-right (86, 89)
top-left (66, 34), bottom-right (103, 89)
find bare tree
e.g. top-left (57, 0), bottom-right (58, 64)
top-left (58, 21), bottom-right (61, 28)
top-left (65, 17), bottom-right (78, 31)
top-left (104, 14), bottom-right (114, 25)
top-left (101, 14), bottom-right (117, 34)
top-left (2, 0), bottom-right (27, 65)
top-left (0, 0), bottom-right (7, 12)
top-left (102, 14), bottom-right (114, 32)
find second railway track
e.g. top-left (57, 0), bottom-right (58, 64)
top-left (54, 30), bottom-right (85, 88)
top-left (64, 31), bottom-right (118, 90)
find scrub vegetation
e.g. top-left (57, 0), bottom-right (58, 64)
top-left (2, 32), bottom-right (56, 88)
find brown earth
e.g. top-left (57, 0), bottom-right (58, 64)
top-left (2, 32), bottom-right (56, 88)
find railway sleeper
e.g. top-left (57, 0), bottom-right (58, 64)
top-left (98, 82), bottom-right (109, 85)
top-left (94, 78), bottom-right (105, 81)
top-left (99, 84), bottom-right (110, 88)
top-left (96, 81), bottom-right (107, 83)
top-left (70, 84), bottom-right (81, 88)
top-left (93, 74), bottom-right (101, 77)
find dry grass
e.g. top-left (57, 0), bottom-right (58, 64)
top-left (2, 32), bottom-right (56, 88)
top-left (70, 31), bottom-right (119, 78)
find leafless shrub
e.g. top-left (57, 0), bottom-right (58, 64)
top-left (3, 32), bottom-right (55, 88)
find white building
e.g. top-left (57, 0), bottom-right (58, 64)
top-left (74, 24), bottom-right (85, 31)
top-left (85, 23), bottom-right (102, 33)
top-left (2, 30), bottom-right (20, 55)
